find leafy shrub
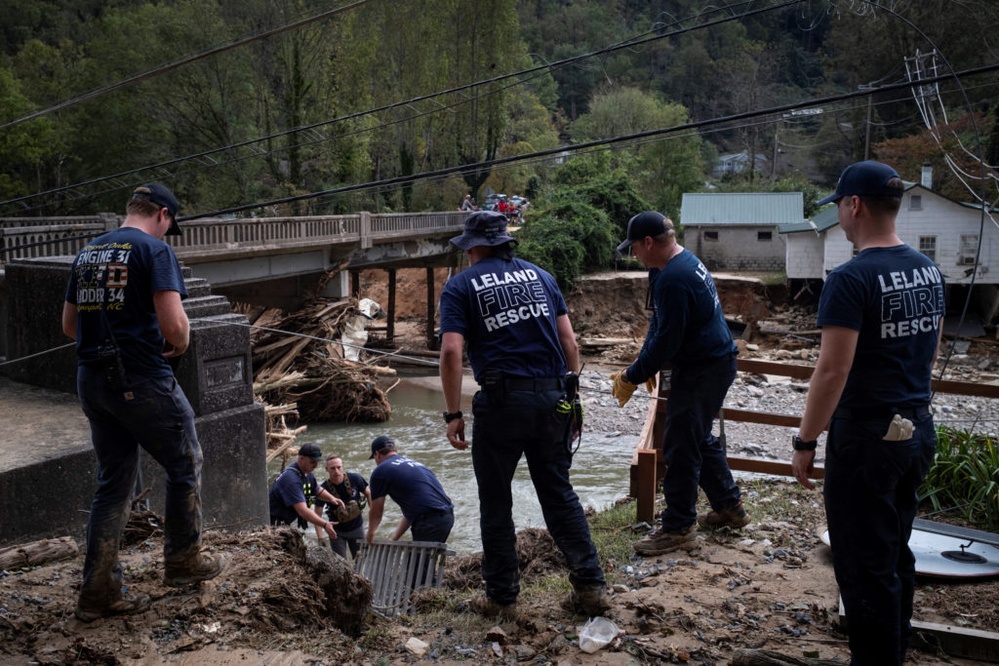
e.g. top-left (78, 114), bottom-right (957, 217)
top-left (919, 426), bottom-right (999, 531)
top-left (515, 201), bottom-right (617, 290)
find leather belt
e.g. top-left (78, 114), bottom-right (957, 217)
top-left (503, 377), bottom-right (564, 392)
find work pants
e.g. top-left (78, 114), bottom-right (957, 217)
top-left (824, 410), bottom-right (935, 666)
top-left (659, 353), bottom-right (741, 531)
top-left (77, 366), bottom-right (203, 607)
top-left (471, 385), bottom-right (604, 606)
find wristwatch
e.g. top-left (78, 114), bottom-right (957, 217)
top-left (792, 434), bottom-right (818, 451)
top-left (443, 411), bottom-right (463, 423)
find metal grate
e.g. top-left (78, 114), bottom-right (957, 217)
top-left (355, 539), bottom-right (454, 617)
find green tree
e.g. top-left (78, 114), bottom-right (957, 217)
top-left (570, 86), bottom-right (703, 217)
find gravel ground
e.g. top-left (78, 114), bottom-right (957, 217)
top-left (576, 351), bottom-right (999, 468)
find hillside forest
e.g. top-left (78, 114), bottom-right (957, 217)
top-left (2, 0), bottom-right (999, 252)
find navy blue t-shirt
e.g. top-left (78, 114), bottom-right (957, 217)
top-left (818, 244), bottom-right (945, 408)
top-left (268, 463), bottom-right (319, 525)
top-left (316, 471), bottom-right (368, 532)
top-left (626, 250), bottom-right (737, 383)
top-left (65, 226), bottom-right (187, 377)
top-left (368, 455), bottom-right (452, 523)
top-left (438, 256), bottom-right (568, 381)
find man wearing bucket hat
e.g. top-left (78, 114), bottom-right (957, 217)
top-left (439, 210), bottom-right (609, 619)
top-left (792, 160), bottom-right (944, 665)
top-left (62, 184), bottom-right (221, 621)
top-left (612, 210), bottom-right (748, 557)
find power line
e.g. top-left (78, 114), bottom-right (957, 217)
top-left (0, 0), bottom-right (374, 132)
top-left (176, 63), bottom-right (999, 221)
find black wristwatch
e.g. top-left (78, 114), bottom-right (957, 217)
top-left (443, 411), bottom-right (463, 424)
top-left (792, 434), bottom-right (818, 451)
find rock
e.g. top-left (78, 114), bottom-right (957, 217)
top-left (404, 637), bottom-right (429, 657)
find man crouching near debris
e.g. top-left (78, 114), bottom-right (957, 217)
top-left (62, 184), bottom-right (224, 622)
top-left (793, 161), bottom-right (944, 665)
top-left (438, 210), bottom-right (609, 619)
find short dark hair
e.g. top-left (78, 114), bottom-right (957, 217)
top-left (860, 176), bottom-right (904, 215)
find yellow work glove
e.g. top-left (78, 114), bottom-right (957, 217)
top-left (645, 374), bottom-right (656, 394)
top-left (610, 371), bottom-right (637, 408)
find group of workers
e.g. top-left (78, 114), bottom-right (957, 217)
top-left (267, 436), bottom-right (454, 559)
top-left (63, 159), bottom-right (942, 665)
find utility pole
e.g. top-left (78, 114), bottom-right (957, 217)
top-left (858, 82), bottom-right (876, 160)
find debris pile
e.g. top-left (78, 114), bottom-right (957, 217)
top-left (249, 299), bottom-right (394, 426)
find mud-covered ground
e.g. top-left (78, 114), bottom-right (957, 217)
top-left (2, 270), bottom-right (997, 665)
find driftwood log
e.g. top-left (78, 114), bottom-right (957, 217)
top-left (0, 536), bottom-right (78, 569)
top-left (303, 535), bottom-right (373, 637)
top-left (731, 649), bottom-right (847, 665)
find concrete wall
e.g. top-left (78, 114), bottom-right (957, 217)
top-left (785, 231), bottom-right (825, 279)
top-left (688, 226), bottom-right (786, 272)
top-left (0, 258), bottom-right (267, 546)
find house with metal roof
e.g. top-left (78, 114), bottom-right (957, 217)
top-left (680, 192), bottom-right (804, 271)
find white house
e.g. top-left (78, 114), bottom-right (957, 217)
top-left (780, 184), bottom-right (997, 285)
top-left (779, 184), bottom-right (999, 321)
top-left (713, 151), bottom-right (768, 178)
top-left (680, 192), bottom-right (804, 271)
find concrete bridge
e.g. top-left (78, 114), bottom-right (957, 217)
top-left (1, 210), bottom-right (468, 309)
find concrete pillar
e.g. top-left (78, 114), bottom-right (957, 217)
top-left (0, 258), bottom-right (267, 545)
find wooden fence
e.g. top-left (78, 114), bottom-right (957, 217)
top-left (631, 358), bottom-right (999, 524)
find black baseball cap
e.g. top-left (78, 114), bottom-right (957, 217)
top-left (817, 161), bottom-right (904, 206)
top-left (132, 183), bottom-right (182, 236)
top-left (369, 435), bottom-right (395, 459)
top-left (617, 210), bottom-right (671, 253)
top-left (297, 442), bottom-right (323, 461)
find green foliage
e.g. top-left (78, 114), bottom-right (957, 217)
top-left (920, 426), bottom-right (999, 532)
top-left (515, 200), bottom-right (615, 290)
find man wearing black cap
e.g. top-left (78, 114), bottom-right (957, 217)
top-left (792, 160), bottom-right (944, 665)
top-left (439, 210), bottom-right (609, 619)
top-left (268, 442), bottom-right (342, 538)
top-left (612, 210), bottom-right (748, 557)
top-left (365, 435), bottom-right (453, 544)
top-left (62, 184), bottom-right (221, 622)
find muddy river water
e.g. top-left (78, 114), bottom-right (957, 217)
top-left (267, 373), bottom-right (639, 555)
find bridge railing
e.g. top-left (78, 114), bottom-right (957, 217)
top-left (167, 215), bottom-right (363, 249)
top-left (0, 210), bottom-right (469, 265)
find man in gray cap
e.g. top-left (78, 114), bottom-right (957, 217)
top-left (438, 210), bottom-right (609, 619)
top-left (62, 184), bottom-right (220, 622)
top-left (612, 210), bottom-right (748, 557)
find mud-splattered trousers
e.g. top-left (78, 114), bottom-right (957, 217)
top-left (77, 365), bottom-right (203, 607)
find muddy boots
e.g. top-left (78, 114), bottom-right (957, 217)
top-left (633, 524), bottom-right (698, 556)
top-left (163, 552), bottom-right (226, 588)
top-left (698, 500), bottom-right (751, 530)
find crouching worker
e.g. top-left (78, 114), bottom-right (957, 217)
top-left (269, 442), bottom-right (341, 542)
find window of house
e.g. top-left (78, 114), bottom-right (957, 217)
top-left (705, 231), bottom-right (719, 241)
top-left (959, 235), bottom-right (979, 265)
top-left (909, 194), bottom-right (922, 210)
top-left (918, 236), bottom-right (936, 262)
top-left (757, 231), bottom-right (772, 242)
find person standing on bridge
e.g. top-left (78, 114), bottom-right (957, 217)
top-left (62, 184), bottom-right (225, 622)
top-left (438, 210), bottom-right (609, 619)
top-left (792, 161), bottom-right (945, 665)
top-left (612, 210), bottom-right (748, 557)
